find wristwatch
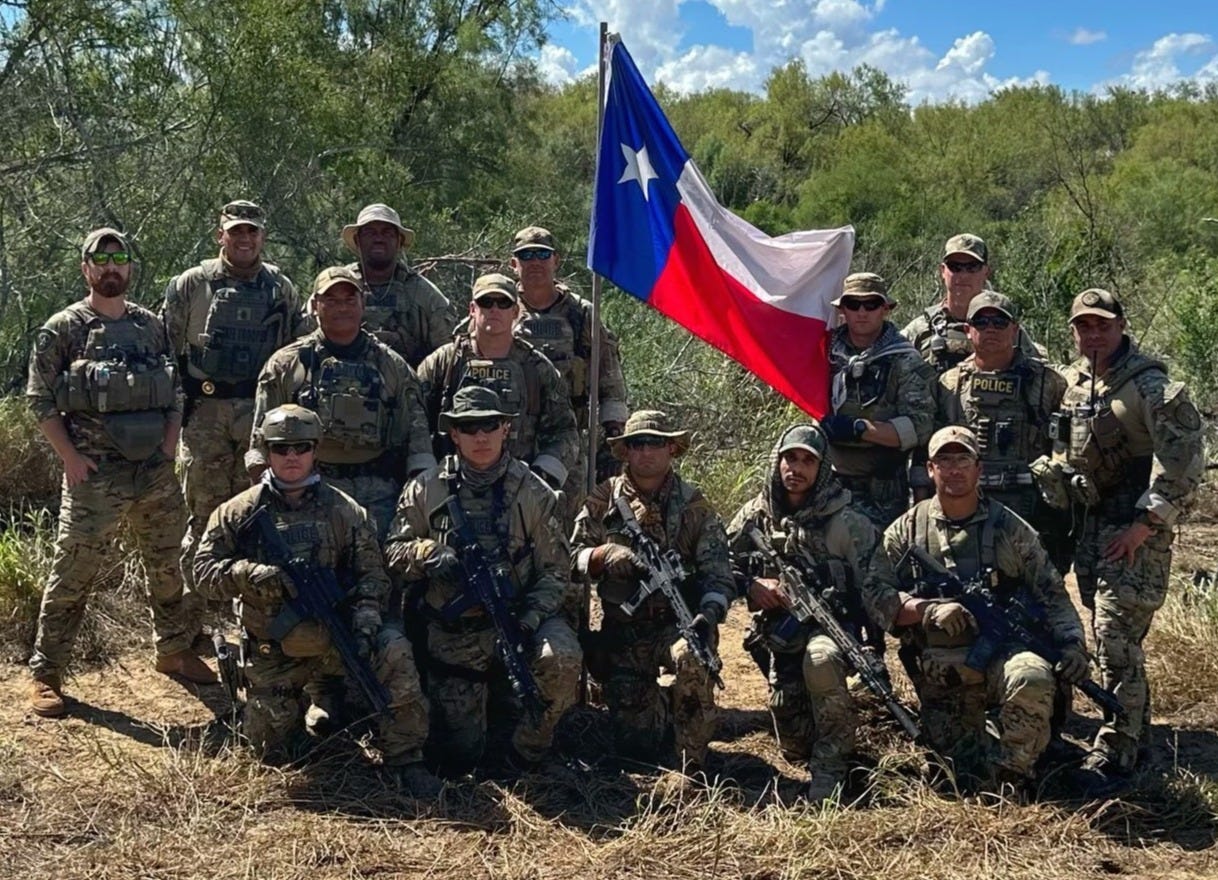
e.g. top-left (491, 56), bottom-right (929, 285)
top-left (853, 419), bottom-right (868, 439)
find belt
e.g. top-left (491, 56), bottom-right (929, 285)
top-left (182, 373), bottom-right (257, 400)
top-left (978, 470), bottom-right (1034, 490)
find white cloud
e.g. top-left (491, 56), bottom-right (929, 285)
top-left (1101, 32), bottom-right (1215, 91)
top-left (537, 44), bottom-right (580, 86)
top-left (1068, 27), bottom-right (1107, 46)
top-left (655, 45), bottom-right (760, 93)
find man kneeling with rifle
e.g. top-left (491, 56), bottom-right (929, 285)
top-left (385, 386), bottom-right (581, 775)
top-left (728, 423), bottom-right (914, 802)
top-left (193, 405), bottom-right (440, 796)
top-left (870, 426), bottom-right (1092, 796)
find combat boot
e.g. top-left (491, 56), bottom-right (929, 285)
top-left (30, 675), bottom-right (65, 718)
top-left (390, 762), bottom-right (445, 799)
top-left (803, 764), bottom-right (845, 804)
top-left (155, 650), bottom-right (218, 684)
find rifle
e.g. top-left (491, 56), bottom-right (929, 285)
top-left (441, 494), bottom-right (548, 722)
top-left (614, 497), bottom-right (725, 689)
top-left (745, 525), bottom-right (920, 740)
top-left (212, 629), bottom-right (241, 713)
top-left (242, 505), bottom-right (392, 717)
top-left (902, 543), bottom-right (1124, 719)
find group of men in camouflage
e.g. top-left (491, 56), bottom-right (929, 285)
top-left (24, 206), bottom-right (1203, 803)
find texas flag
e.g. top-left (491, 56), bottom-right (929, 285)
top-left (587, 36), bottom-right (854, 417)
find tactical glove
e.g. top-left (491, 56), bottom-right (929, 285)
top-left (692, 602), bottom-right (724, 653)
top-left (233, 561), bottom-right (289, 608)
top-left (423, 544), bottom-right (461, 586)
top-left (820, 414), bottom-right (863, 442)
top-left (1055, 643), bottom-right (1091, 684)
top-left (351, 600), bottom-right (382, 660)
top-left (922, 601), bottom-right (977, 638)
top-left (595, 543), bottom-right (647, 578)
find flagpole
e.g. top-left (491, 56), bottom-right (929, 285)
top-left (586, 20), bottom-right (608, 495)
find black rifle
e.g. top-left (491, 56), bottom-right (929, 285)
top-left (615, 497), bottom-right (725, 689)
top-left (903, 544), bottom-right (1124, 719)
top-left (212, 630), bottom-right (241, 713)
top-left (746, 526), bottom-right (920, 740)
top-left (441, 494), bottom-right (548, 722)
top-left (243, 505), bottom-right (392, 717)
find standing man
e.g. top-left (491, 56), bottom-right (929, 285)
top-left (27, 227), bottom-right (213, 717)
top-left (162, 199), bottom-right (304, 587)
top-left (384, 386), bottom-right (581, 773)
top-left (571, 411), bottom-right (735, 773)
top-left (902, 234), bottom-right (1042, 374)
top-left (193, 404), bottom-right (439, 795)
top-left (509, 226), bottom-right (630, 510)
top-left (823, 272), bottom-right (935, 529)
top-left (247, 266), bottom-right (435, 539)
top-left (339, 203), bottom-right (455, 368)
top-left (1052, 289), bottom-right (1203, 790)
top-left (726, 424), bottom-right (882, 801)
top-left (936, 291), bottom-right (1070, 570)
top-left (417, 273), bottom-right (578, 500)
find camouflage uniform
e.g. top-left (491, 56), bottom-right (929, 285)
top-left (193, 478), bottom-right (428, 766)
top-left (27, 298), bottom-right (196, 678)
top-left (572, 425), bottom-right (734, 766)
top-left (727, 426), bottom-right (882, 777)
top-left (1054, 318), bottom-right (1202, 771)
top-left (828, 320), bottom-right (935, 527)
top-left (385, 447), bottom-right (580, 768)
top-left (902, 303), bottom-right (1044, 376)
top-left (248, 327), bottom-right (435, 540)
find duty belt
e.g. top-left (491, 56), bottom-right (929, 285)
top-left (182, 373), bottom-right (258, 400)
top-left (319, 455), bottom-right (395, 480)
top-left (977, 469), bottom-right (1034, 490)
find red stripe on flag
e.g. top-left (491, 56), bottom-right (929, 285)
top-left (649, 204), bottom-right (830, 417)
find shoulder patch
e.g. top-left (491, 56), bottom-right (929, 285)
top-left (34, 328), bottom-right (56, 353)
top-left (1164, 382), bottom-right (1202, 431)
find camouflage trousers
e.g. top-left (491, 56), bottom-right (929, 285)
top-left (426, 616), bottom-right (581, 766)
top-left (766, 634), bottom-right (856, 771)
top-left (595, 617), bottom-right (717, 766)
top-left (30, 455), bottom-right (194, 677)
top-left (243, 622), bottom-right (428, 766)
top-left (917, 645), bottom-right (1055, 778)
top-left (1075, 517), bottom-right (1173, 771)
top-left (324, 473), bottom-right (402, 544)
top-left (836, 471), bottom-right (908, 532)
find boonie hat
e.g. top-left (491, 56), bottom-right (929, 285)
top-left (928, 425), bottom-right (981, 459)
top-left (609, 410), bottom-right (691, 460)
top-left (439, 385), bottom-right (517, 431)
top-left (832, 272), bottom-right (894, 307)
top-left (341, 203), bottom-right (415, 254)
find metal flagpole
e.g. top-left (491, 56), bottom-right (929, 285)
top-left (586, 21), bottom-right (608, 495)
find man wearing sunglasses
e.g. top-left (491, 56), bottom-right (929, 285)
top-left (509, 226), bottom-right (630, 511)
top-left (571, 410), bottom-right (735, 775)
top-left (869, 426), bottom-right (1088, 796)
top-left (902, 233), bottom-right (1043, 375)
top-left (193, 404), bottom-right (439, 796)
top-left (337, 203), bottom-right (455, 368)
top-left (417, 273), bottom-right (578, 504)
top-left (247, 266), bottom-right (435, 540)
top-left (385, 386), bottom-right (581, 774)
top-left (162, 200), bottom-right (305, 604)
top-left (27, 228), bottom-right (213, 717)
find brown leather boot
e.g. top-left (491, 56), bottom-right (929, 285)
top-left (30, 675), bottom-right (66, 718)
top-left (155, 650), bottom-right (218, 684)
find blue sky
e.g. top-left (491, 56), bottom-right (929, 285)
top-left (537, 1), bottom-right (1218, 102)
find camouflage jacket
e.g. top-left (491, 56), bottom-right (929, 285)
top-left (902, 302), bottom-right (1043, 375)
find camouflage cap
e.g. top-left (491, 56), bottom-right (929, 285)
top-left (312, 265), bottom-right (365, 298)
top-left (776, 424), bottom-right (827, 459)
top-left (341, 203), bottom-right (415, 254)
top-left (438, 385), bottom-right (517, 431)
top-left (220, 199), bottom-right (266, 231)
top-left (609, 410), bottom-right (691, 460)
top-left (942, 233), bottom-right (988, 263)
top-left (831, 271), bottom-right (894, 307)
top-left (928, 425), bottom-right (981, 459)
top-left (472, 272), bottom-right (519, 303)
top-left (511, 226), bottom-right (558, 253)
top-left (81, 227), bottom-right (130, 260)
top-left (966, 290), bottom-right (1019, 321)
top-left (1070, 288), bottom-right (1124, 322)
top-left (262, 404), bottom-right (322, 444)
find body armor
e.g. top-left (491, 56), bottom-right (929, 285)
top-left (925, 307), bottom-right (972, 374)
top-left (189, 262), bottom-right (287, 384)
top-left (299, 350), bottom-right (392, 464)
top-left (954, 363), bottom-right (1039, 493)
top-left (516, 297), bottom-right (588, 406)
top-left (443, 351), bottom-right (541, 460)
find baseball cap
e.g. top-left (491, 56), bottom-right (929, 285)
top-left (776, 424), bottom-right (827, 459)
top-left (1069, 288), bottom-right (1124, 322)
top-left (942, 233), bottom-right (988, 263)
top-left (966, 291), bottom-right (1019, 321)
top-left (928, 425), bottom-right (981, 459)
top-left (511, 226), bottom-right (557, 253)
top-left (81, 227), bottom-right (130, 260)
top-left (312, 265), bottom-right (365, 298)
top-left (220, 200), bottom-right (266, 231)
top-left (472, 273), bottom-right (519, 303)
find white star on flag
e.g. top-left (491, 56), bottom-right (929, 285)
top-left (617, 142), bottom-right (658, 201)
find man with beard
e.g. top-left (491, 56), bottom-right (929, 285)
top-left (339, 203), bottom-right (454, 368)
top-left (28, 228), bottom-right (213, 717)
top-left (162, 200), bottom-right (304, 596)
top-left (727, 423), bottom-right (883, 801)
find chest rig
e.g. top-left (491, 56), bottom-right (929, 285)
top-left (516, 296), bottom-right (589, 406)
top-left (299, 343), bottom-right (392, 461)
top-left (923, 307), bottom-right (972, 374)
top-left (56, 308), bottom-right (176, 416)
top-left (441, 343), bottom-right (541, 458)
top-left (361, 270), bottom-right (422, 364)
top-left (191, 263), bottom-right (286, 384)
top-left (957, 363), bottom-right (1040, 489)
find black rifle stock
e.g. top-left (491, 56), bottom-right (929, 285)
top-left (903, 543), bottom-right (1124, 719)
top-left (614, 497), bottom-right (725, 689)
top-left (243, 505), bottom-right (392, 717)
top-left (746, 525), bottom-right (921, 740)
top-left (212, 630), bottom-right (241, 711)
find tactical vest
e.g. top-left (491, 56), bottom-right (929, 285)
top-left (909, 501), bottom-right (1023, 596)
top-left (189, 262), bottom-right (287, 383)
top-left (441, 343), bottom-right (542, 459)
top-left (828, 351), bottom-right (908, 478)
top-left (953, 362), bottom-right (1044, 489)
top-left (360, 269), bottom-right (429, 365)
top-left (924, 307), bottom-right (972, 374)
top-left (298, 345), bottom-right (393, 464)
top-left (516, 295), bottom-right (589, 406)
top-left (55, 310), bottom-right (176, 416)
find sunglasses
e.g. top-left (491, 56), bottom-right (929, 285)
top-left (839, 297), bottom-right (885, 312)
top-left (969, 314), bottom-right (1012, 330)
top-left (89, 251), bottom-right (132, 266)
top-left (475, 296), bottom-right (516, 310)
top-left (624, 435), bottom-right (670, 450)
top-left (268, 442), bottom-right (314, 456)
top-left (943, 260), bottom-right (986, 274)
top-left (515, 249), bottom-right (554, 262)
top-left (454, 417), bottom-right (505, 436)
